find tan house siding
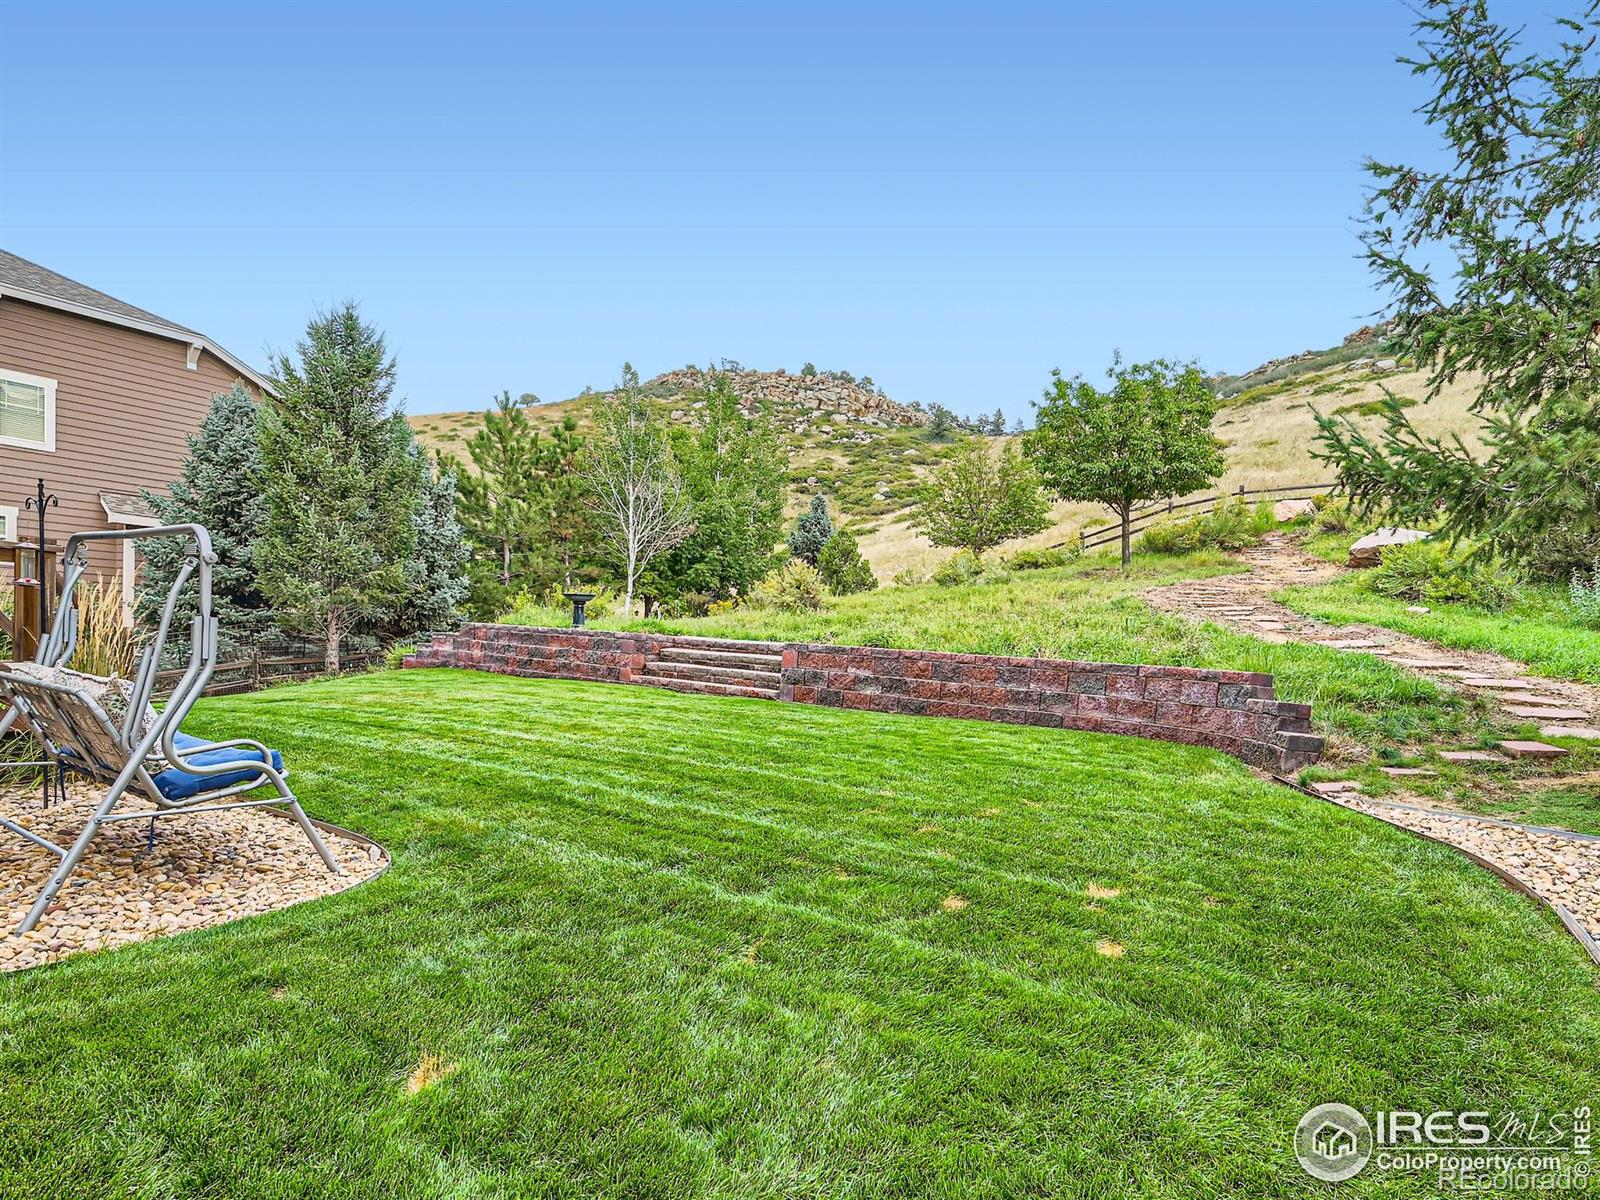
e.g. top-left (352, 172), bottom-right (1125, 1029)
top-left (0, 296), bottom-right (257, 579)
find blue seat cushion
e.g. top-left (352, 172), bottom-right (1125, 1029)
top-left (150, 731), bottom-right (283, 801)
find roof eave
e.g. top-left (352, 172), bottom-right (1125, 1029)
top-left (0, 284), bottom-right (278, 397)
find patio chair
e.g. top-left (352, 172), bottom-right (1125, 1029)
top-left (0, 524), bottom-right (339, 935)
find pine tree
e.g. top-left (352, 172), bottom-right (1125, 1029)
top-left (138, 383), bottom-right (271, 656)
top-left (450, 391), bottom-right (550, 615)
top-left (256, 304), bottom-right (420, 671)
top-left (787, 495), bottom-right (835, 565)
top-left (542, 414), bottom-right (599, 590)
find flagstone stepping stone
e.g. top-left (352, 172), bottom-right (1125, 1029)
top-left (1253, 620), bottom-right (1286, 630)
top-left (1498, 695), bottom-right (1574, 707)
top-left (1504, 705), bottom-right (1590, 721)
top-left (1498, 740), bottom-right (1570, 760)
top-left (1315, 639), bottom-right (1386, 650)
top-left (1380, 767), bottom-right (1438, 777)
top-left (1391, 658), bottom-right (1468, 670)
top-left (1405, 605), bottom-right (1431, 613)
top-left (1309, 780), bottom-right (1363, 796)
top-left (1542, 726), bottom-right (1600, 740)
top-left (1458, 677), bottom-right (1538, 689)
top-left (1439, 750), bottom-right (1505, 763)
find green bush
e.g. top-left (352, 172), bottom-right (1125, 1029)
top-left (384, 642), bottom-right (417, 670)
top-left (1003, 545), bottom-right (1080, 571)
top-left (748, 560), bottom-right (828, 612)
top-left (816, 530), bottom-right (877, 595)
top-left (1311, 494), bottom-right (1357, 533)
top-left (1138, 497), bottom-right (1275, 554)
top-left (931, 550), bottom-right (985, 587)
top-left (1568, 563), bottom-right (1600, 628)
top-left (1361, 541), bottom-right (1521, 609)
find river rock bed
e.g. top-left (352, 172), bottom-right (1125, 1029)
top-left (0, 780), bottom-right (385, 972)
top-left (1336, 794), bottom-right (1600, 948)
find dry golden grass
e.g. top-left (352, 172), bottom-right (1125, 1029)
top-left (403, 1053), bottom-right (460, 1095)
top-left (71, 576), bottom-right (138, 679)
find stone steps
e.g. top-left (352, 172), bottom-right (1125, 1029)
top-left (634, 672), bottom-right (779, 700)
top-left (642, 659), bottom-right (782, 690)
top-left (656, 645), bottom-right (784, 671)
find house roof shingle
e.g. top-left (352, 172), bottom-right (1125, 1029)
top-left (0, 249), bottom-right (273, 393)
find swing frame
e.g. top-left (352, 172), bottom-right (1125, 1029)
top-left (0, 524), bottom-right (339, 935)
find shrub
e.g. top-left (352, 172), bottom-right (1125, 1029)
top-left (1311, 494), bottom-right (1355, 533)
top-left (748, 560), bottom-right (827, 612)
top-left (707, 597), bottom-right (737, 617)
top-left (384, 642), bottom-right (417, 670)
top-left (817, 530), bottom-right (877, 595)
top-left (1362, 541), bottom-right (1521, 609)
top-left (1138, 497), bottom-right (1274, 554)
top-left (891, 567), bottom-right (928, 587)
top-left (1568, 562), bottom-right (1600, 628)
top-left (1004, 545), bottom-right (1080, 571)
top-left (931, 550), bottom-right (984, 587)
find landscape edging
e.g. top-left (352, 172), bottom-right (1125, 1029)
top-left (404, 624), bottom-right (1324, 772)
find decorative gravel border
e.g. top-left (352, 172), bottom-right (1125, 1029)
top-left (0, 782), bottom-right (388, 972)
top-left (1279, 776), bottom-right (1600, 965)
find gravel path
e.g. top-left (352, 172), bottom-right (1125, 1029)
top-left (0, 781), bottom-right (386, 972)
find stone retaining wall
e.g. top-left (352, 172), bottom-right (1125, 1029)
top-left (405, 625), bottom-right (1323, 772)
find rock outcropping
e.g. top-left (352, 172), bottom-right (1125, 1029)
top-left (645, 367), bottom-right (927, 428)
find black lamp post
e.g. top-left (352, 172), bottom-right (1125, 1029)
top-left (23, 478), bottom-right (58, 644)
top-left (562, 591), bottom-right (597, 628)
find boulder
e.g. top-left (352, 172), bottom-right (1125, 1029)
top-left (1347, 527), bottom-right (1430, 567)
top-left (1273, 498), bottom-right (1316, 522)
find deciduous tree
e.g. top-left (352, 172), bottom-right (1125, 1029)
top-left (911, 442), bottom-right (1051, 559)
top-left (582, 363), bottom-right (695, 616)
top-left (1025, 357), bottom-right (1223, 566)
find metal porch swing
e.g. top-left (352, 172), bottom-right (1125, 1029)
top-left (0, 524), bottom-right (339, 935)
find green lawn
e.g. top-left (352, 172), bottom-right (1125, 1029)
top-left (1277, 576), bottom-right (1600, 685)
top-left (2, 670), bottom-right (1597, 1197)
top-left (558, 552), bottom-right (1486, 748)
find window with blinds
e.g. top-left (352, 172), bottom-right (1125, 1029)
top-left (0, 371), bottom-right (56, 451)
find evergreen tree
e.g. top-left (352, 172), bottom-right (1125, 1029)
top-left (138, 383), bottom-right (271, 656)
top-left (911, 442), bottom-right (1051, 559)
top-left (542, 414), bottom-right (600, 590)
top-left (1312, 0), bottom-right (1600, 578)
top-left (657, 374), bottom-right (786, 601)
top-left (450, 391), bottom-right (550, 615)
top-left (927, 404), bottom-right (957, 442)
top-left (816, 528), bottom-right (877, 594)
top-left (1025, 357), bottom-right (1223, 566)
top-left (787, 494), bottom-right (835, 565)
top-left (391, 440), bottom-right (469, 634)
top-left (256, 304), bottom-right (419, 672)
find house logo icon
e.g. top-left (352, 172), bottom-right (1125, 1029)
top-left (1295, 1103), bottom-right (1372, 1181)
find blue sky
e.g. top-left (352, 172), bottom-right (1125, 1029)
top-left (2, 0), bottom-right (1430, 418)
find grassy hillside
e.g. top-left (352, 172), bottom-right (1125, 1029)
top-left (410, 351), bottom-right (1489, 581)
